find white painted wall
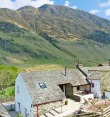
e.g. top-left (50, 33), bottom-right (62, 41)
top-left (88, 79), bottom-right (101, 98)
top-left (81, 94), bottom-right (94, 103)
top-left (105, 92), bottom-right (110, 99)
top-left (15, 74), bottom-right (33, 117)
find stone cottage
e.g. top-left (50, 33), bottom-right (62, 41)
top-left (15, 69), bottom-right (93, 117)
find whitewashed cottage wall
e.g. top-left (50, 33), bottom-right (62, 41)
top-left (88, 79), bottom-right (101, 98)
top-left (105, 91), bottom-right (110, 98)
top-left (15, 74), bottom-right (33, 117)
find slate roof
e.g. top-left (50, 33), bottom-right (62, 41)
top-left (100, 71), bottom-right (110, 92)
top-left (19, 69), bottom-right (87, 105)
top-left (98, 62), bottom-right (110, 66)
top-left (80, 66), bottom-right (110, 79)
top-left (80, 66), bottom-right (110, 92)
top-left (0, 103), bottom-right (11, 117)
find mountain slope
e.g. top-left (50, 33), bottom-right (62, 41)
top-left (17, 4), bottom-right (110, 40)
top-left (0, 5), bottom-right (110, 67)
top-left (1, 4), bottom-right (110, 40)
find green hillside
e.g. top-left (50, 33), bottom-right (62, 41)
top-left (0, 21), bottom-right (110, 67)
top-left (0, 4), bottom-right (110, 67)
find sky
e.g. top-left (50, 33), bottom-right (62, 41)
top-left (0, 0), bottom-right (110, 20)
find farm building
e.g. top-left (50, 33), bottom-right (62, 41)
top-left (15, 69), bottom-right (94, 117)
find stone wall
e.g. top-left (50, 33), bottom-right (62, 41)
top-left (38, 101), bottom-right (62, 115)
top-left (65, 84), bottom-right (73, 98)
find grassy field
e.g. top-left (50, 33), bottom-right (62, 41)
top-left (25, 64), bottom-right (65, 72)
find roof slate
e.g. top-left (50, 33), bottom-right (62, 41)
top-left (80, 66), bottom-right (110, 79)
top-left (19, 69), bottom-right (87, 105)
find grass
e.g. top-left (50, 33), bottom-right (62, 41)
top-left (0, 86), bottom-right (14, 99)
top-left (0, 65), bottom-right (18, 99)
top-left (25, 64), bottom-right (65, 72)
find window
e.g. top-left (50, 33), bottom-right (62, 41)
top-left (17, 86), bottom-right (19, 93)
top-left (39, 83), bottom-right (46, 89)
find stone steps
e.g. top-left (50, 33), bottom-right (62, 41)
top-left (40, 109), bottom-right (60, 117)
top-left (45, 112), bottom-right (54, 117)
top-left (53, 109), bottom-right (61, 114)
top-left (49, 110), bottom-right (58, 116)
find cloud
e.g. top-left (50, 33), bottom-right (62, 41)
top-left (105, 9), bottom-right (110, 16)
top-left (89, 9), bottom-right (99, 15)
top-left (0, 0), bottom-right (54, 10)
top-left (99, 0), bottom-right (110, 7)
top-left (64, 1), bottom-right (77, 9)
top-left (71, 5), bottom-right (77, 9)
top-left (64, 1), bottom-right (69, 7)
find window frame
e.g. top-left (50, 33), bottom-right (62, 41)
top-left (39, 83), bottom-right (47, 89)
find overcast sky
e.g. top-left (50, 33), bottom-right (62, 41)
top-left (0, 0), bottom-right (110, 20)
